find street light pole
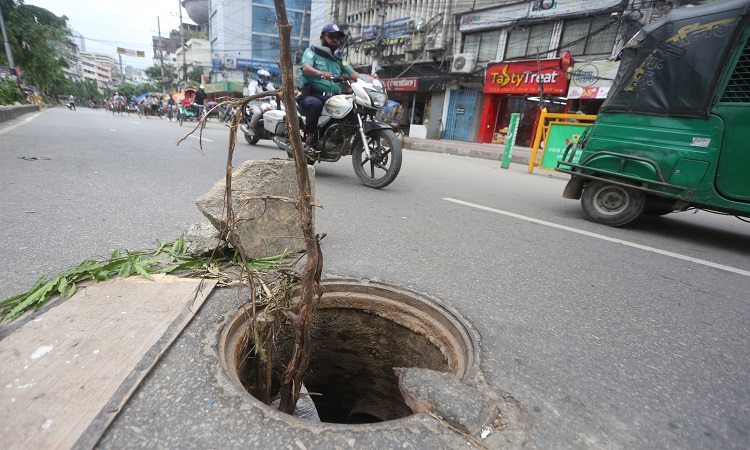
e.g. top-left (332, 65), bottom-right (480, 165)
top-left (178, 0), bottom-right (187, 87)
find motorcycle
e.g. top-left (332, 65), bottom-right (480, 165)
top-left (240, 101), bottom-right (278, 145)
top-left (66, 101), bottom-right (76, 111)
top-left (263, 74), bottom-right (402, 189)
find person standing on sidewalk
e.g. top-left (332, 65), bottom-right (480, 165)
top-left (297, 24), bottom-right (359, 153)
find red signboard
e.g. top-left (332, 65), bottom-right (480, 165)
top-left (382, 77), bottom-right (418, 92)
top-left (484, 60), bottom-right (568, 95)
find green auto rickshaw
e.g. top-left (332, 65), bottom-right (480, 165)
top-left (557, 0), bottom-right (750, 226)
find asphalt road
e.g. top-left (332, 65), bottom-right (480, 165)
top-left (2, 107), bottom-right (749, 449)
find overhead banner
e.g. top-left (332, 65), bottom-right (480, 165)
top-left (116, 47), bottom-right (145, 58)
top-left (529, 0), bottom-right (624, 18)
top-left (567, 61), bottom-right (620, 99)
top-left (484, 60), bottom-right (568, 95)
top-left (382, 77), bottom-right (418, 91)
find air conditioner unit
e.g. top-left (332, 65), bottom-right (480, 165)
top-left (451, 53), bottom-right (476, 74)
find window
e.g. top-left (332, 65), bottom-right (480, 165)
top-left (721, 39), bottom-right (750, 103)
top-left (560, 16), bottom-right (618, 57)
top-left (505, 23), bottom-right (554, 60)
top-left (462, 30), bottom-right (500, 63)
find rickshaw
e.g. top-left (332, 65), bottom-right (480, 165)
top-left (177, 87), bottom-right (199, 126)
top-left (556, 0), bottom-right (750, 227)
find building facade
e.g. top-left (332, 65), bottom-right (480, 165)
top-left (207, 0), bottom-right (313, 83)
top-left (332, 0), bottom-right (684, 143)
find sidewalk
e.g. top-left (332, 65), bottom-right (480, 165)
top-left (403, 136), bottom-right (533, 166)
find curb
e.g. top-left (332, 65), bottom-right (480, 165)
top-left (0, 105), bottom-right (41, 123)
top-left (403, 140), bottom-right (531, 166)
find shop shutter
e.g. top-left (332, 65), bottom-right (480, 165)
top-left (445, 90), bottom-right (479, 142)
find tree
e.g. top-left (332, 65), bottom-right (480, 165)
top-left (145, 64), bottom-right (178, 92)
top-left (188, 67), bottom-right (203, 85)
top-left (1, 0), bottom-right (72, 96)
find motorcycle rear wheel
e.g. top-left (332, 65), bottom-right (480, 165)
top-left (351, 129), bottom-right (402, 189)
top-left (244, 133), bottom-right (260, 145)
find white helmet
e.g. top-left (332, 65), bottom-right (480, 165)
top-left (257, 69), bottom-right (271, 87)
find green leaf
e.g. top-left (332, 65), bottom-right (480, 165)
top-left (133, 263), bottom-right (155, 281)
top-left (0, 292), bottom-right (28, 310)
top-left (153, 242), bottom-right (167, 257)
top-left (57, 277), bottom-right (68, 298)
top-left (68, 282), bottom-right (78, 299)
top-left (5, 278), bottom-right (59, 321)
top-left (110, 249), bottom-right (121, 260)
top-left (162, 259), bottom-right (206, 273)
top-left (118, 259), bottom-right (133, 278)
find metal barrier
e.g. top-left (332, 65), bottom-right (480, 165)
top-left (0, 104), bottom-right (41, 123)
top-left (527, 109), bottom-right (597, 174)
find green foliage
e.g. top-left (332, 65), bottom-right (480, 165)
top-left (1, 0), bottom-right (72, 96)
top-left (145, 64), bottom-right (179, 92)
top-left (188, 67), bottom-right (203, 84)
top-left (0, 233), bottom-right (294, 322)
top-left (0, 77), bottom-right (23, 105)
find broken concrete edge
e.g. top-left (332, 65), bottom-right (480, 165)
top-left (183, 222), bottom-right (228, 257)
top-left (394, 367), bottom-right (531, 447)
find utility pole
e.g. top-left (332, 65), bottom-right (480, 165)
top-left (372, 0), bottom-right (387, 76)
top-left (118, 54), bottom-right (124, 85)
top-left (0, 5), bottom-right (23, 97)
top-left (178, 0), bottom-right (187, 87)
top-left (157, 17), bottom-right (166, 94)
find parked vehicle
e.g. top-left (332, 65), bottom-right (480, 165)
top-left (556, 0), bottom-right (750, 226)
top-left (264, 74), bottom-right (402, 189)
top-left (240, 100), bottom-right (279, 145)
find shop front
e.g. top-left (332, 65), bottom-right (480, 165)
top-left (566, 60), bottom-right (620, 115)
top-left (203, 81), bottom-right (245, 103)
top-left (478, 58), bottom-right (570, 147)
top-left (381, 77), bottom-right (434, 138)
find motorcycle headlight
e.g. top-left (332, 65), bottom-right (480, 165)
top-left (369, 92), bottom-right (387, 109)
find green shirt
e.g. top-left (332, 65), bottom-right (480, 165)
top-left (299, 45), bottom-right (354, 95)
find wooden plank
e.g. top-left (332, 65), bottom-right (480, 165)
top-left (0, 275), bottom-right (216, 449)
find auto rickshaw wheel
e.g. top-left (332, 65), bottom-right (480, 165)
top-left (581, 179), bottom-right (645, 227)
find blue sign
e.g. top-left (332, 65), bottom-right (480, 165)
top-left (235, 58), bottom-right (281, 73)
top-left (212, 58), bottom-right (222, 70)
top-left (384, 18), bottom-right (410, 39)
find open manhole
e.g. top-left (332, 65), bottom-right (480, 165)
top-left (219, 279), bottom-right (479, 424)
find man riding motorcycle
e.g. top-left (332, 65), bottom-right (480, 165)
top-left (297, 23), bottom-right (360, 153)
top-left (246, 69), bottom-right (276, 137)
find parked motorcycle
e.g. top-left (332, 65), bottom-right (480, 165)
top-left (263, 74), bottom-right (402, 189)
top-left (240, 101), bottom-right (278, 145)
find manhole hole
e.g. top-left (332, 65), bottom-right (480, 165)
top-left (218, 279), bottom-right (479, 424)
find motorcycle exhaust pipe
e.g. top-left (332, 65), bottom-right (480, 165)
top-left (240, 124), bottom-right (249, 135)
top-left (273, 136), bottom-right (292, 152)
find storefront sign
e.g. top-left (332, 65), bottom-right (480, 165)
top-left (530, 0), bottom-right (624, 19)
top-left (382, 77), bottom-right (418, 91)
top-left (363, 17), bottom-right (411, 38)
top-left (567, 61), bottom-right (620, 99)
top-left (484, 60), bottom-right (568, 95)
top-left (456, 107), bottom-right (466, 114)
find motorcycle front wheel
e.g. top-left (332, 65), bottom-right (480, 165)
top-left (351, 129), bottom-right (402, 189)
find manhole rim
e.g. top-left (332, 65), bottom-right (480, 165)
top-left (217, 278), bottom-right (482, 427)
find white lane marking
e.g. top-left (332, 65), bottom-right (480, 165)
top-left (0, 111), bottom-right (43, 136)
top-left (188, 135), bottom-right (213, 142)
top-left (444, 197), bottom-right (750, 278)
